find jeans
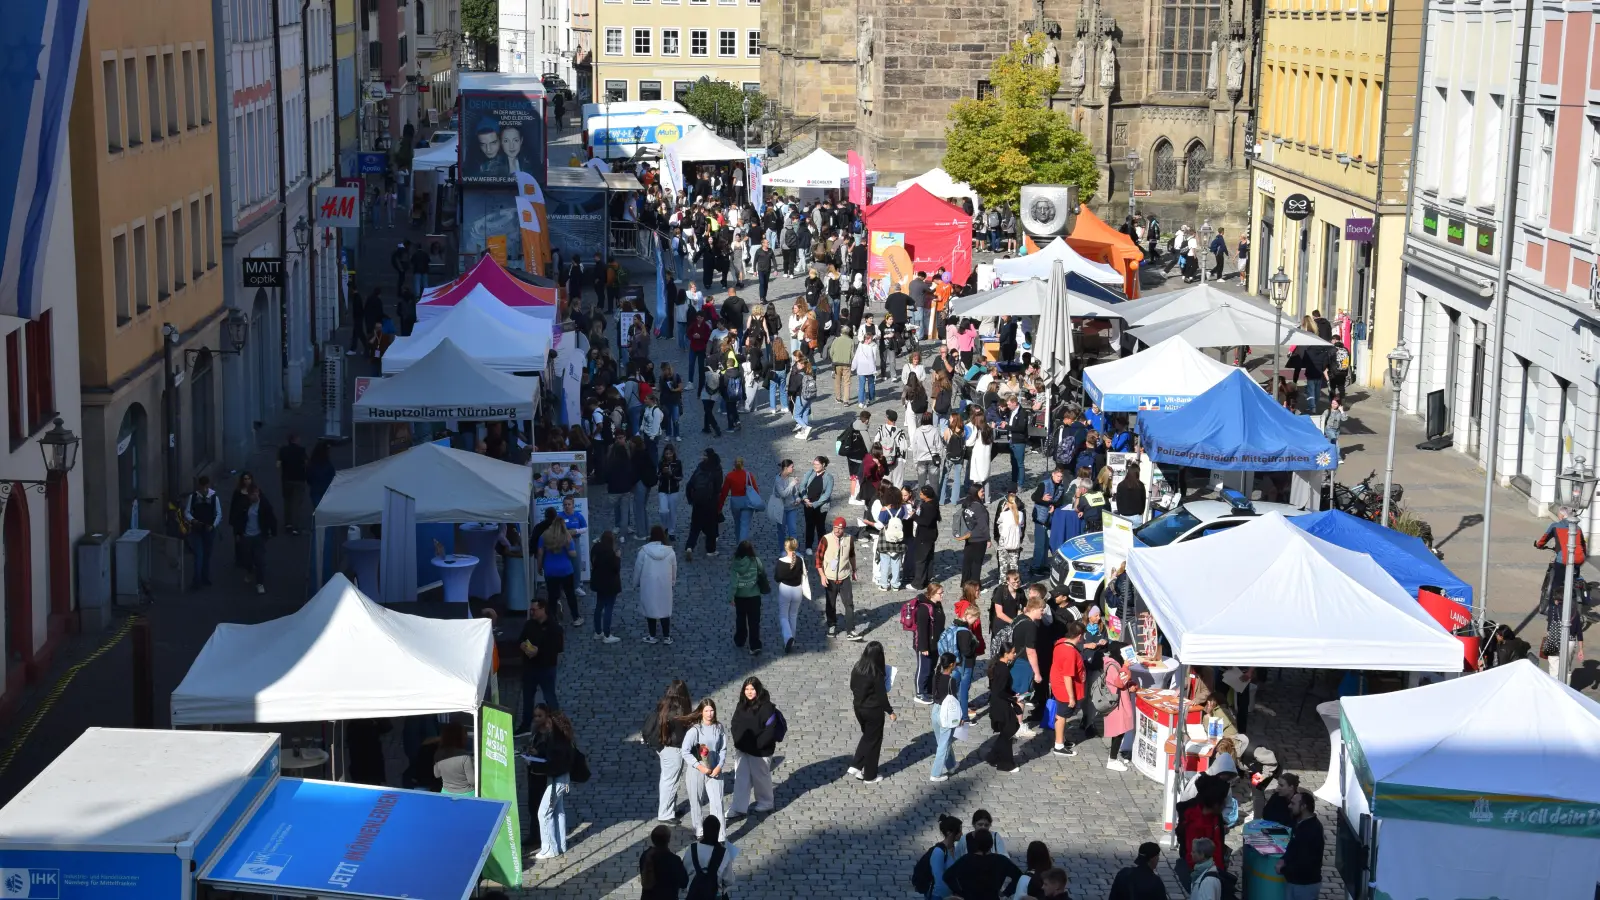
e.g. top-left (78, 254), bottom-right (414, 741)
top-left (940, 460), bottom-right (966, 506)
top-left (1283, 884), bottom-right (1323, 900)
top-left (916, 652), bottom-right (935, 700)
top-left (758, 269), bottom-right (770, 302)
top-left (931, 705), bottom-right (958, 778)
top-left (782, 507), bottom-right (800, 544)
top-left (725, 393), bottom-right (741, 429)
top-left (594, 592), bottom-right (617, 636)
top-left (677, 325), bottom-right (689, 350)
top-left (689, 349), bottom-right (706, 384)
top-left (520, 664), bottom-right (559, 724)
top-left (611, 492), bottom-right (633, 536)
top-left (955, 664), bottom-right (975, 721)
top-left (241, 534), bottom-right (268, 586)
top-left (186, 529), bottom-right (215, 586)
top-left (769, 375), bottom-right (783, 411)
top-left (875, 551), bottom-right (902, 589)
top-left (1032, 523), bottom-right (1053, 572)
top-left (660, 493), bottom-right (679, 534)
top-left (733, 594), bottom-right (763, 651)
top-left (413, 272), bottom-right (426, 297)
top-left (546, 573), bottom-right (579, 620)
top-left (664, 404), bottom-right (682, 439)
top-left (700, 399), bottom-right (722, 435)
top-left (537, 776), bottom-right (570, 855)
top-left (733, 507), bottom-right (753, 545)
top-left (633, 483), bottom-right (649, 535)
top-left (627, 405), bottom-right (644, 437)
top-left (912, 306), bottom-right (926, 339)
top-left (858, 373), bottom-right (876, 404)
top-left (1009, 444), bottom-right (1027, 487)
top-left (1304, 378), bottom-right (1326, 414)
top-left (794, 397), bottom-right (813, 428)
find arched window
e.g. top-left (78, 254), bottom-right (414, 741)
top-left (1151, 139), bottom-right (1177, 191)
top-left (1184, 141), bottom-right (1210, 193)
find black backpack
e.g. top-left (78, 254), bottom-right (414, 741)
top-left (910, 845), bottom-right (937, 895)
top-left (686, 843), bottom-right (726, 900)
top-left (687, 466), bottom-right (717, 505)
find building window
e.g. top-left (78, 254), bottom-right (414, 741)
top-left (1159, 0), bottom-right (1220, 93)
top-left (674, 80), bottom-right (693, 102)
top-left (1477, 95), bottom-right (1502, 208)
top-left (1151, 138), bottom-right (1176, 190)
top-left (604, 79), bottom-right (628, 101)
top-left (690, 29), bottom-right (708, 56)
top-left (1587, 118), bottom-right (1600, 235)
top-left (146, 56), bottom-right (163, 142)
top-left (172, 207), bottom-right (185, 289)
top-left (690, 0), bottom-right (707, 5)
top-left (604, 27), bottom-right (622, 55)
top-left (190, 199), bottom-right (203, 279)
top-left (747, 30), bottom-right (760, 56)
top-left (976, 80), bottom-right (994, 100)
top-left (102, 58), bottom-right (121, 152)
top-left (191, 350), bottom-right (214, 468)
top-left (123, 58), bottom-right (141, 147)
top-left (163, 51), bottom-right (179, 136)
top-left (1183, 141), bottom-right (1208, 192)
top-left (183, 50), bottom-right (197, 129)
top-left (718, 29), bottom-right (736, 56)
top-left (640, 80), bottom-right (662, 101)
top-left (1447, 90), bottom-right (1472, 199)
top-left (1425, 86), bottom-right (1445, 190)
top-left (5, 331), bottom-right (21, 446)
top-left (198, 48), bottom-right (210, 124)
top-left (661, 28), bottom-right (680, 55)
top-left (204, 192), bottom-right (216, 268)
top-left (23, 312), bottom-right (54, 434)
top-left (1320, 222), bottom-right (1340, 313)
top-left (113, 231), bottom-right (130, 323)
top-left (154, 213), bottom-right (169, 299)
top-left (132, 222), bottom-right (149, 313)
top-left (1535, 111), bottom-right (1554, 219)
top-left (633, 27), bottom-right (651, 55)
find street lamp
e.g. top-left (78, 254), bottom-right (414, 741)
top-left (37, 417), bottom-right (80, 475)
top-left (1270, 267), bottom-right (1291, 383)
top-left (1553, 457), bottom-right (1597, 684)
top-left (182, 308), bottom-right (250, 368)
top-left (1381, 341), bottom-right (1413, 530)
top-left (1125, 150), bottom-right (1140, 220)
top-left (292, 215), bottom-right (311, 253)
top-left (1199, 221), bottom-right (1215, 284)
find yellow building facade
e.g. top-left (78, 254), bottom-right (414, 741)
top-left (69, 0), bottom-right (226, 534)
top-left (1249, 0), bottom-right (1422, 388)
top-left (593, 0), bottom-right (761, 103)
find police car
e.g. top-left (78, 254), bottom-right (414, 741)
top-left (1051, 492), bottom-right (1307, 602)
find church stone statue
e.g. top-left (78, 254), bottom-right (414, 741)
top-left (1042, 41), bottom-right (1058, 70)
top-left (1068, 38), bottom-right (1086, 90)
top-left (1226, 38), bottom-right (1246, 95)
top-left (1099, 36), bottom-right (1116, 89)
top-left (857, 16), bottom-right (875, 107)
top-left (1206, 40), bottom-right (1219, 95)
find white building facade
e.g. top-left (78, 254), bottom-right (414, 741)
top-left (500, 0), bottom-right (574, 85)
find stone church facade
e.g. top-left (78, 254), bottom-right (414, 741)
top-left (761, 0), bottom-right (1259, 233)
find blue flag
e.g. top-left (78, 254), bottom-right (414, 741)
top-left (749, 155), bottom-right (765, 215)
top-left (654, 232), bottom-right (667, 325)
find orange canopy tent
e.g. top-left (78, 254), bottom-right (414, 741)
top-left (1066, 204), bottom-right (1144, 299)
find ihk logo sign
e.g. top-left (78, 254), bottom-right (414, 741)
top-left (0, 868), bottom-right (61, 899)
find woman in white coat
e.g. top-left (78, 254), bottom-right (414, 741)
top-left (965, 410), bottom-right (996, 499)
top-left (634, 524), bottom-right (679, 644)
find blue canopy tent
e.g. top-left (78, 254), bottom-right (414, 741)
top-left (1136, 369), bottom-right (1339, 471)
top-left (1291, 509), bottom-right (1472, 605)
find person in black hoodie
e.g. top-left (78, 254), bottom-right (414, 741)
top-left (639, 824), bottom-right (690, 900)
top-left (657, 445), bottom-right (685, 536)
top-left (728, 677), bottom-right (779, 818)
top-left (1109, 842), bottom-right (1170, 900)
top-left (685, 448), bottom-right (724, 560)
top-left (630, 436), bottom-right (658, 541)
top-left (590, 531), bottom-right (624, 642)
top-left (913, 582), bottom-right (948, 704)
top-left (906, 484), bottom-right (942, 590)
top-left (957, 485), bottom-right (991, 588)
top-left (943, 828), bottom-right (1022, 900)
top-left (847, 641), bottom-right (896, 783)
top-left (603, 436), bottom-right (639, 541)
top-left (985, 643), bottom-right (1022, 773)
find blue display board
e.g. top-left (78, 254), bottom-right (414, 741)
top-left (0, 849), bottom-right (183, 900)
top-left (202, 780), bottom-right (505, 900)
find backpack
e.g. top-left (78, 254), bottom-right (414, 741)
top-left (880, 425), bottom-right (908, 465)
top-left (937, 623), bottom-right (968, 658)
top-left (910, 845), bottom-right (937, 894)
top-left (766, 708), bottom-right (788, 743)
top-left (882, 513), bottom-right (906, 546)
top-left (686, 843), bottom-right (726, 900)
top-left (899, 596), bottom-right (923, 632)
top-left (836, 426), bottom-right (866, 459)
top-left (687, 466), bottom-right (717, 505)
top-left (1089, 669), bottom-right (1117, 714)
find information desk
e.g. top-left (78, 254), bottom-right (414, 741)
top-left (1240, 819), bottom-right (1290, 900)
top-left (1131, 688), bottom-right (1204, 782)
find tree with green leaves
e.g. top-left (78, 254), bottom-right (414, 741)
top-left (460, 0), bottom-right (498, 71)
top-left (681, 79), bottom-right (767, 136)
top-left (942, 34), bottom-right (1099, 209)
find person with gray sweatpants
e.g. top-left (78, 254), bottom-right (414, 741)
top-left (681, 703), bottom-right (729, 840)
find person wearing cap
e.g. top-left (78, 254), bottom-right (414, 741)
top-left (1109, 842), bottom-right (1169, 900)
top-left (815, 516), bottom-right (861, 639)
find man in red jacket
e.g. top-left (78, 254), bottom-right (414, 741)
top-left (1049, 621), bottom-right (1087, 757)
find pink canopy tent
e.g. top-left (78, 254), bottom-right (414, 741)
top-left (418, 255), bottom-right (559, 318)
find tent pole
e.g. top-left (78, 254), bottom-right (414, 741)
top-left (1163, 663), bottom-right (1190, 847)
top-left (314, 520), bottom-right (324, 589)
top-left (521, 526), bottom-right (534, 617)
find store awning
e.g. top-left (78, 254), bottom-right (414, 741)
top-left (200, 779), bottom-right (506, 900)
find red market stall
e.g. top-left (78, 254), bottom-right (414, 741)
top-left (862, 184), bottom-right (972, 286)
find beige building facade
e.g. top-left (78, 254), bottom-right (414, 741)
top-left (594, 0), bottom-right (762, 103)
top-left (1248, 0), bottom-right (1421, 389)
top-left (69, 0), bottom-right (227, 536)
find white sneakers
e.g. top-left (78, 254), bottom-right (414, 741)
top-left (1107, 758), bottom-right (1129, 772)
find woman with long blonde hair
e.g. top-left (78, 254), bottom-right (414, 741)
top-left (538, 518), bottom-right (580, 623)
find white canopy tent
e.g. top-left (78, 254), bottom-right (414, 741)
top-left (895, 167), bottom-right (981, 215)
top-left (1129, 302), bottom-right (1331, 349)
top-left (994, 237), bottom-right (1122, 285)
top-left (414, 282), bottom-right (555, 327)
top-left (313, 442), bottom-right (537, 603)
top-left (1083, 335), bottom-right (1237, 412)
top-left (382, 298), bottom-right (553, 374)
top-left (667, 127), bottom-right (747, 162)
top-left (170, 573), bottom-right (493, 724)
top-left (413, 135), bottom-right (460, 171)
top-left (1125, 512), bottom-right (1462, 671)
top-left (353, 339), bottom-right (539, 422)
top-left (763, 148), bottom-right (849, 188)
top-left (1337, 661), bottom-right (1600, 899)
top-left (1112, 283), bottom-right (1278, 327)
top-left (949, 276), bottom-right (1126, 320)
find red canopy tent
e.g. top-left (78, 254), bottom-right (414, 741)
top-left (418, 255), bottom-right (558, 309)
top-left (862, 184), bottom-right (973, 285)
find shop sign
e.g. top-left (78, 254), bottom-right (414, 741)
top-left (1446, 217), bottom-right (1467, 247)
top-left (1284, 193), bottom-right (1314, 222)
top-left (242, 257), bottom-right (284, 288)
top-left (1344, 218), bottom-right (1375, 242)
top-left (1476, 224), bottom-right (1495, 255)
top-left (1421, 207), bottom-right (1439, 236)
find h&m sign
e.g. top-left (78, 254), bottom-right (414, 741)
top-left (242, 257), bottom-right (285, 288)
